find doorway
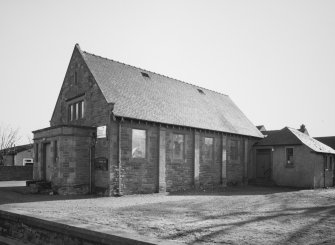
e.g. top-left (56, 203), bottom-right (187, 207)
top-left (256, 149), bottom-right (272, 179)
top-left (42, 142), bottom-right (52, 181)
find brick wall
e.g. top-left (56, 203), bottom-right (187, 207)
top-left (0, 166), bottom-right (33, 181)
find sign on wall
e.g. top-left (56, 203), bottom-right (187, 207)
top-left (97, 125), bottom-right (106, 138)
top-left (94, 157), bottom-right (108, 171)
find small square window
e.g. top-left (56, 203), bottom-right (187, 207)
top-left (204, 137), bottom-right (213, 160)
top-left (173, 134), bottom-right (184, 160)
top-left (132, 129), bottom-right (146, 158)
top-left (286, 148), bottom-right (294, 166)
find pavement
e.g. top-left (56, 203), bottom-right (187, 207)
top-left (0, 181), bottom-right (26, 187)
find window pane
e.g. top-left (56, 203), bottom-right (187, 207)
top-left (132, 129), bottom-right (146, 158)
top-left (204, 137), bottom-right (213, 160)
top-left (173, 134), bottom-right (184, 160)
top-left (75, 103), bottom-right (79, 120)
top-left (81, 101), bottom-right (85, 118)
top-left (286, 148), bottom-right (294, 165)
top-left (70, 105), bottom-right (74, 121)
top-left (78, 102), bottom-right (82, 118)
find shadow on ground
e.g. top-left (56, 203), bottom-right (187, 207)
top-left (169, 186), bottom-right (302, 196)
top-left (0, 185), bottom-right (99, 205)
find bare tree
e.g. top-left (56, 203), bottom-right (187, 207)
top-left (0, 125), bottom-right (20, 166)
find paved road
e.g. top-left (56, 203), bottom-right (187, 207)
top-left (0, 181), bottom-right (26, 187)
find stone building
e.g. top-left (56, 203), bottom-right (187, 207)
top-left (0, 144), bottom-right (33, 166)
top-left (252, 127), bottom-right (335, 188)
top-left (33, 44), bottom-right (263, 195)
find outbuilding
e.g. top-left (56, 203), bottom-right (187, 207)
top-left (252, 127), bottom-right (335, 188)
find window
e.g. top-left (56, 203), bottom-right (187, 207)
top-left (286, 148), bottom-right (294, 166)
top-left (173, 134), bottom-right (184, 160)
top-left (204, 137), bottom-right (213, 160)
top-left (330, 157), bottom-right (333, 171)
top-left (132, 129), bottom-right (146, 158)
top-left (230, 140), bottom-right (238, 161)
top-left (68, 101), bottom-right (84, 121)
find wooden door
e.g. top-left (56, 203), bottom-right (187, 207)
top-left (256, 149), bottom-right (272, 179)
top-left (42, 143), bottom-right (52, 181)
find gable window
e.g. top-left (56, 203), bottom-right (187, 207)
top-left (132, 129), bottom-right (146, 158)
top-left (173, 134), bottom-right (184, 160)
top-left (230, 140), bottom-right (238, 161)
top-left (68, 101), bottom-right (84, 121)
top-left (286, 148), bottom-right (294, 166)
top-left (204, 137), bottom-right (213, 160)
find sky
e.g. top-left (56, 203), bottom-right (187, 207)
top-left (1, 0), bottom-right (335, 144)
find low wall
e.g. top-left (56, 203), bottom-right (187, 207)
top-left (0, 210), bottom-right (176, 245)
top-left (0, 166), bottom-right (33, 181)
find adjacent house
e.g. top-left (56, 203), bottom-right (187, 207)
top-left (32, 44), bottom-right (263, 195)
top-left (314, 136), bottom-right (335, 150)
top-left (0, 144), bottom-right (34, 166)
top-left (252, 127), bottom-right (335, 188)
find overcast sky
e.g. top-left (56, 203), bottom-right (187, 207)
top-left (1, 0), bottom-right (335, 144)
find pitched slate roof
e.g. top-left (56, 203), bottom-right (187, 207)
top-left (314, 136), bottom-right (335, 150)
top-left (256, 127), bottom-right (335, 154)
top-left (261, 130), bottom-right (280, 137)
top-left (0, 144), bottom-right (33, 155)
top-left (79, 46), bottom-right (263, 138)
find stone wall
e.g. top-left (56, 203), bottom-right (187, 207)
top-left (226, 136), bottom-right (245, 185)
top-left (108, 120), bottom-right (252, 195)
top-left (33, 126), bottom-right (95, 194)
top-left (198, 134), bottom-right (222, 187)
top-left (165, 129), bottom-right (194, 191)
top-left (0, 210), bottom-right (173, 245)
top-left (50, 46), bottom-right (111, 128)
top-left (0, 166), bottom-right (33, 181)
top-left (116, 122), bottom-right (159, 195)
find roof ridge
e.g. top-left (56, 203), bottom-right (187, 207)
top-left (82, 50), bottom-right (228, 97)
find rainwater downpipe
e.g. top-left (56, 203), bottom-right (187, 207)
top-left (118, 119), bottom-right (122, 195)
top-left (89, 146), bottom-right (92, 194)
top-left (89, 132), bottom-right (96, 194)
top-left (324, 155), bottom-right (327, 188)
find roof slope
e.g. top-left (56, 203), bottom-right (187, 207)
top-left (289, 128), bottom-right (335, 154)
top-left (257, 127), bottom-right (335, 154)
top-left (314, 136), bottom-right (335, 150)
top-left (80, 48), bottom-right (263, 138)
